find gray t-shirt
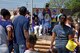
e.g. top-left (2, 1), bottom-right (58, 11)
top-left (0, 25), bottom-right (7, 44)
top-left (52, 24), bottom-right (73, 47)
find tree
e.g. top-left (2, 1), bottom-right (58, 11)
top-left (49, 0), bottom-right (68, 8)
top-left (65, 0), bottom-right (80, 13)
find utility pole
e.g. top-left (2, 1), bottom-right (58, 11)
top-left (30, 0), bottom-right (33, 24)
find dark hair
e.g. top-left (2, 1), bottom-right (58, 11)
top-left (59, 14), bottom-right (67, 20)
top-left (26, 10), bottom-right (30, 15)
top-left (0, 8), bottom-right (11, 17)
top-left (60, 8), bottom-right (63, 13)
top-left (27, 35), bottom-right (37, 45)
top-left (33, 14), bottom-right (38, 20)
top-left (19, 6), bottom-right (27, 15)
top-left (45, 3), bottom-right (49, 8)
top-left (67, 15), bottom-right (73, 22)
top-left (13, 10), bottom-right (17, 15)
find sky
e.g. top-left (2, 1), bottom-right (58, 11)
top-left (0, 0), bottom-right (50, 12)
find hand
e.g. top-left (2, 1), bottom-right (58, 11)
top-left (50, 45), bottom-right (55, 52)
top-left (7, 37), bottom-right (13, 41)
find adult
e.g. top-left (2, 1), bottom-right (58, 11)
top-left (51, 10), bottom-right (57, 31)
top-left (74, 23), bottom-right (80, 53)
top-left (11, 10), bottom-right (19, 22)
top-left (33, 15), bottom-right (42, 36)
top-left (11, 9), bottom-right (20, 53)
top-left (13, 6), bottom-right (29, 53)
top-left (43, 13), bottom-right (51, 35)
top-left (65, 15), bottom-right (74, 28)
top-left (50, 14), bottom-right (74, 53)
top-left (38, 9), bottom-right (44, 36)
top-left (0, 9), bottom-right (13, 53)
top-left (57, 9), bottom-right (64, 22)
top-left (43, 3), bottom-right (51, 17)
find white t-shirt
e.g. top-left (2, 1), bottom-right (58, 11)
top-left (24, 50), bottom-right (39, 53)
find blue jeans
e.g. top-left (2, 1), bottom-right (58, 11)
top-left (13, 43), bottom-right (19, 53)
top-left (8, 41), bottom-right (13, 53)
top-left (19, 44), bottom-right (26, 53)
top-left (56, 46), bottom-right (70, 53)
top-left (14, 43), bottom-right (26, 53)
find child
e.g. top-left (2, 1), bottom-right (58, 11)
top-left (24, 35), bottom-right (39, 53)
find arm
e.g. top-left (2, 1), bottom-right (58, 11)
top-left (50, 25), bottom-right (57, 49)
top-left (24, 29), bottom-right (29, 40)
top-left (75, 37), bottom-right (80, 46)
top-left (50, 32), bottom-right (56, 49)
top-left (74, 32), bottom-right (80, 46)
top-left (68, 28), bottom-right (74, 40)
top-left (7, 26), bottom-right (13, 41)
top-left (23, 21), bottom-right (29, 40)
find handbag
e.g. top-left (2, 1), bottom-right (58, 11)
top-left (66, 40), bottom-right (77, 51)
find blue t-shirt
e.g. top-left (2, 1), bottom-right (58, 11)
top-left (0, 20), bottom-right (13, 33)
top-left (52, 24), bottom-right (73, 47)
top-left (13, 15), bottom-right (29, 44)
top-left (44, 17), bottom-right (51, 28)
top-left (0, 20), bottom-right (13, 45)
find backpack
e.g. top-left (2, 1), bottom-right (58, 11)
top-left (0, 25), bottom-right (7, 44)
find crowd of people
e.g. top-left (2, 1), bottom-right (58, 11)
top-left (0, 5), bottom-right (80, 53)
top-left (0, 6), bottom-right (30, 53)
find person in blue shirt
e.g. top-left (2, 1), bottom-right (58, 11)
top-left (0, 8), bottom-right (13, 53)
top-left (43, 13), bottom-right (51, 35)
top-left (50, 14), bottom-right (74, 53)
top-left (13, 6), bottom-right (29, 53)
